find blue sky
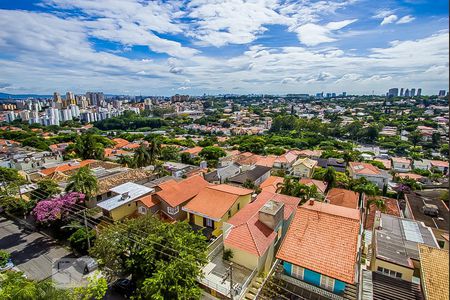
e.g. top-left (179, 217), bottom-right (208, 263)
top-left (0, 0), bottom-right (448, 96)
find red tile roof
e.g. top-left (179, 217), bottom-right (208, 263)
top-left (326, 188), bottom-right (359, 209)
top-left (374, 158), bottom-right (391, 169)
top-left (364, 197), bottom-right (401, 230)
top-left (182, 146), bottom-right (203, 155)
top-left (430, 160), bottom-right (449, 168)
top-left (138, 195), bottom-right (160, 208)
top-left (349, 161), bottom-right (382, 176)
top-left (183, 184), bottom-right (253, 220)
top-left (299, 178), bottom-right (328, 194)
top-left (256, 155), bottom-right (277, 167)
top-left (397, 173), bottom-right (424, 181)
top-left (277, 201), bottom-right (360, 284)
top-left (155, 175), bottom-right (209, 207)
top-left (225, 191), bottom-right (301, 256)
top-left (259, 176), bottom-right (284, 193)
top-left (40, 159), bottom-right (97, 176)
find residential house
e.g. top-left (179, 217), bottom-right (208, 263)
top-left (259, 176), bottom-right (284, 193)
top-left (204, 163), bottom-right (241, 184)
top-left (273, 151), bottom-right (298, 171)
top-left (228, 165), bottom-right (271, 187)
top-left (362, 270), bottom-right (424, 300)
top-left (292, 157), bottom-right (317, 178)
top-left (374, 158), bottom-right (391, 170)
top-left (430, 160), bottom-right (449, 174)
top-left (299, 178), bottom-right (328, 196)
top-left (297, 149), bottom-right (323, 158)
top-left (325, 188), bottom-right (360, 209)
top-left (370, 213), bottom-right (439, 282)
top-left (276, 201), bottom-right (361, 297)
top-left (163, 161), bottom-right (205, 178)
top-left (136, 195), bottom-right (160, 216)
top-left (112, 138), bottom-right (140, 150)
top-left (348, 162), bottom-right (389, 189)
top-left (97, 182), bottom-right (154, 221)
top-left (220, 152), bottom-right (262, 170)
top-left (255, 155), bottom-right (277, 168)
top-left (49, 142), bottom-right (73, 154)
top-left (223, 191), bottom-right (301, 272)
top-left (183, 184), bottom-right (253, 238)
top-left (314, 158), bottom-right (347, 173)
top-left (418, 244), bottom-right (449, 300)
top-left (39, 159), bottom-right (97, 177)
top-left (182, 146), bottom-right (203, 158)
top-left (392, 157), bottom-right (412, 173)
top-left (397, 173), bottom-right (425, 183)
top-left (153, 175), bottom-right (209, 221)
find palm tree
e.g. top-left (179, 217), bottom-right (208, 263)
top-left (133, 145), bottom-right (152, 168)
top-left (147, 137), bottom-right (161, 165)
top-left (365, 197), bottom-right (387, 223)
top-left (117, 155), bottom-right (136, 168)
top-left (323, 167), bottom-right (336, 191)
top-left (66, 166), bottom-right (99, 200)
top-left (277, 177), bottom-right (314, 202)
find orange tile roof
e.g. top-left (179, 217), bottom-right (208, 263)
top-left (182, 146), bottom-right (203, 155)
top-left (392, 157), bottom-right (411, 164)
top-left (297, 149), bottom-right (323, 157)
top-left (259, 176), bottom-right (284, 193)
top-left (397, 173), bottom-right (424, 181)
top-left (183, 184), bottom-right (253, 220)
top-left (277, 201), bottom-right (360, 284)
top-left (430, 160), bottom-right (449, 168)
top-left (299, 178), bottom-right (328, 194)
top-left (40, 159), bottom-right (97, 176)
top-left (418, 244), bottom-right (449, 300)
top-left (326, 188), bottom-right (359, 209)
top-left (155, 175), bottom-right (209, 207)
top-left (374, 158), bottom-right (391, 169)
top-left (364, 197), bottom-right (401, 230)
top-left (112, 138), bottom-right (135, 149)
top-left (138, 195), bottom-right (160, 208)
top-left (104, 148), bottom-right (128, 157)
top-left (349, 161), bottom-right (382, 176)
top-left (255, 155), bottom-right (277, 167)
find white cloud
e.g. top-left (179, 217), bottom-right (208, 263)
top-left (380, 15), bottom-right (398, 25)
top-left (295, 19), bottom-right (357, 46)
top-left (396, 15), bottom-right (415, 24)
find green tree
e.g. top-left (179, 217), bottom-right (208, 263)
top-left (323, 167), bottom-right (336, 191)
top-left (73, 134), bottom-right (105, 160)
top-left (0, 250), bottom-right (10, 267)
top-left (117, 155), bottom-right (137, 168)
top-left (90, 214), bottom-right (207, 299)
top-left (31, 179), bottom-right (60, 201)
top-left (0, 167), bottom-right (25, 184)
top-left (160, 145), bottom-right (180, 162)
top-left (71, 271), bottom-right (107, 300)
top-left (146, 136), bottom-right (162, 165)
top-left (68, 227), bottom-right (96, 254)
top-left (66, 167), bottom-right (98, 200)
top-left (409, 130), bottom-right (422, 147)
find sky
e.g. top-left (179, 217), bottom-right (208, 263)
top-left (0, 0), bottom-right (448, 96)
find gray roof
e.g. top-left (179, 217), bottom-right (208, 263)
top-left (229, 165), bottom-right (271, 184)
top-left (375, 214), bottom-right (438, 268)
top-left (370, 271), bottom-right (423, 300)
top-left (97, 182), bottom-right (154, 211)
top-left (204, 163), bottom-right (240, 182)
top-left (405, 190), bottom-right (449, 230)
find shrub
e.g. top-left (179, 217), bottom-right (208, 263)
top-left (223, 249), bottom-right (234, 261)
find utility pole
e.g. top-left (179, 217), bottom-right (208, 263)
top-left (222, 262), bottom-right (234, 299)
top-left (83, 210), bottom-right (91, 250)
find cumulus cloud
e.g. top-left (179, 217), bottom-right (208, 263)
top-left (380, 15), bottom-right (398, 25)
top-left (396, 15), bottom-right (415, 24)
top-left (295, 19), bottom-right (357, 46)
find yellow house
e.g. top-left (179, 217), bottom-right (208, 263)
top-left (97, 182), bottom-right (154, 221)
top-left (292, 157), bottom-right (317, 178)
top-left (182, 184), bottom-right (253, 238)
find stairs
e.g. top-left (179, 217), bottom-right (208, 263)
top-left (243, 276), bottom-right (264, 300)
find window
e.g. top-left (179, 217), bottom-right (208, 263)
top-left (291, 265), bottom-right (304, 280)
top-left (320, 275), bottom-right (335, 291)
top-left (107, 191), bottom-right (112, 197)
top-left (377, 267), bottom-right (402, 278)
top-left (204, 218), bottom-right (214, 228)
top-left (228, 210), bottom-right (231, 218)
top-left (237, 203), bottom-right (240, 211)
top-left (167, 206), bottom-right (179, 215)
top-left (138, 206), bottom-right (147, 214)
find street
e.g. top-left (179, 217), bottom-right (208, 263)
top-left (0, 215), bottom-right (72, 281)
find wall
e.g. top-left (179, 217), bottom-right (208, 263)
top-left (354, 174), bottom-right (386, 188)
top-left (371, 258), bottom-right (415, 282)
top-left (226, 245), bottom-right (259, 270)
top-left (158, 195), bottom-right (189, 221)
top-left (293, 165), bottom-right (312, 178)
top-left (110, 201), bottom-right (139, 220)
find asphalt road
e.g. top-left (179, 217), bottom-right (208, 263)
top-left (0, 215), bottom-right (72, 281)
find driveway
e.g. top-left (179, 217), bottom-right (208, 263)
top-left (0, 216), bottom-right (72, 281)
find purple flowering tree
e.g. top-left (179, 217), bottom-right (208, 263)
top-left (33, 192), bottom-right (85, 224)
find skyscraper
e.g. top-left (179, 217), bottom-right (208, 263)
top-left (388, 88), bottom-right (399, 97)
top-left (400, 88), bottom-right (404, 96)
top-left (66, 91), bottom-right (76, 105)
top-left (438, 90), bottom-right (446, 97)
top-left (53, 92), bottom-right (62, 103)
top-left (410, 88), bottom-right (416, 97)
top-left (404, 89), bottom-right (410, 97)
top-left (417, 88), bottom-right (422, 97)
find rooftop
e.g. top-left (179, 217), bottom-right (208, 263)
top-left (326, 188), bottom-right (359, 209)
top-left (405, 190), bottom-right (449, 230)
top-left (418, 244), bottom-right (449, 300)
top-left (259, 176), bottom-right (284, 193)
top-left (349, 161), bottom-right (382, 176)
top-left (276, 201), bottom-right (360, 284)
top-left (225, 191), bottom-right (301, 257)
top-left (374, 214), bottom-right (439, 268)
top-left (155, 175), bottom-right (209, 207)
top-left (183, 184), bottom-right (253, 220)
top-left (370, 271), bottom-right (423, 300)
top-left (97, 182), bottom-right (154, 211)
top-left (292, 157), bottom-right (317, 168)
top-left (364, 197), bottom-right (401, 230)
top-left (228, 165), bottom-right (271, 184)
top-left (299, 178), bottom-right (328, 194)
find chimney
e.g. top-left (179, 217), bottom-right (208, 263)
top-left (259, 200), bottom-right (284, 230)
top-left (121, 192), bottom-right (129, 201)
top-left (309, 199), bottom-right (315, 206)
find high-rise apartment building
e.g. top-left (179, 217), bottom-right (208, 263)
top-left (417, 88), bottom-right (422, 97)
top-left (388, 88), bottom-right (399, 97)
top-left (438, 90), bottom-right (446, 97)
top-left (404, 89), bottom-right (410, 97)
top-left (400, 88), bottom-right (404, 96)
top-left (410, 88), bottom-right (416, 97)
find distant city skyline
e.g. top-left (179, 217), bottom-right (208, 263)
top-left (0, 0), bottom-right (448, 96)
